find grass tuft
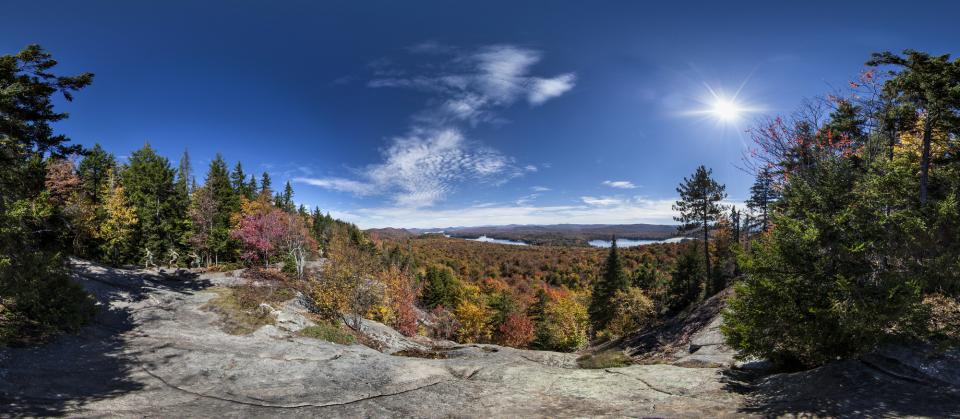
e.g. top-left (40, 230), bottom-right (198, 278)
top-left (577, 350), bottom-right (633, 369)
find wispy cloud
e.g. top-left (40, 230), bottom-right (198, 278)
top-left (331, 197), bottom-right (680, 229)
top-left (369, 44), bottom-right (576, 125)
top-left (581, 196), bottom-right (622, 206)
top-left (531, 186), bottom-right (551, 192)
top-left (602, 180), bottom-right (638, 189)
top-left (294, 177), bottom-right (375, 195)
top-left (295, 128), bottom-right (514, 207)
top-left (300, 43), bottom-right (574, 208)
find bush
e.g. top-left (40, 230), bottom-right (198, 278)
top-left (603, 287), bottom-right (655, 338)
top-left (498, 313), bottom-right (535, 348)
top-left (536, 296), bottom-right (589, 352)
top-left (722, 213), bottom-right (927, 368)
top-left (0, 253), bottom-right (96, 345)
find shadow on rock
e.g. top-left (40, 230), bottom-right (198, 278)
top-left (728, 345), bottom-right (960, 417)
top-left (0, 260), bottom-right (213, 417)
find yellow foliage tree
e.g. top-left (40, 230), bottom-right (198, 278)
top-left (539, 296), bottom-right (589, 351)
top-left (98, 171), bottom-right (138, 264)
top-left (454, 300), bottom-right (492, 343)
top-left (603, 287), bottom-right (656, 338)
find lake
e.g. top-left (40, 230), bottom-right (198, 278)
top-left (466, 235), bottom-right (529, 246)
top-left (588, 237), bottom-right (685, 248)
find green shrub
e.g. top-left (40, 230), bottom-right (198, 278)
top-left (0, 253), bottom-right (96, 345)
top-left (722, 162), bottom-right (928, 368)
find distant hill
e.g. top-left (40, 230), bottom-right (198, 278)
top-left (370, 223), bottom-right (680, 246)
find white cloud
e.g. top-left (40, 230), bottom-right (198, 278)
top-left (300, 44), bottom-right (575, 208)
top-left (581, 196), bottom-right (622, 206)
top-left (602, 180), bottom-right (638, 189)
top-left (528, 74), bottom-right (576, 105)
top-left (296, 128), bottom-right (513, 208)
top-left (329, 197), bottom-right (680, 229)
top-left (531, 186), bottom-right (551, 192)
top-left (294, 177), bottom-right (375, 195)
top-left (369, 44), bottom-right (576, 125)
top-left (515, 193), bottom-right (541, 205)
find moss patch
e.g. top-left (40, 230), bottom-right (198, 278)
top-left (393, 348), bottom-right (449, 359)
top-left (203, 282), bottom-right (295, 335)
top-left (577, 350), bottom-right (633, 369)
top-left (299, 323), bottom-right (357, 345)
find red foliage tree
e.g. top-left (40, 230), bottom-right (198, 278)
top-left (232, 205), bottom-right (287, 266)
top-left (498, 312), bottom-right (535, 348)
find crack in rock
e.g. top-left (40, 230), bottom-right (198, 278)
top-left (603, 368), bottom-right (721, 405)
top-left (140, 363), bottom-right (451, 409)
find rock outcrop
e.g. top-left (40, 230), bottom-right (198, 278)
top-left (0, 260), bottom-right (743, 417)
top-left (1, 260), bottom-right (957, 417)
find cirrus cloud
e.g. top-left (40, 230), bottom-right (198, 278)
top-left (602, 180), bottom-right (638, 189)
top-left (300, 43), bottom-right (575, 208)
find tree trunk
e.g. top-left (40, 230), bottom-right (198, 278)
top-left (703, 221), bottom-right (711, 285)
top-left (919, 117), bottom-right (932, 205)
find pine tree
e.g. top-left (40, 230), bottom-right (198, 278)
top-left (867, 50), bottom-right (960, 205)
top-left (246, 174), bottom-right (258, 200)
top-left (673, 165), bottom-right (726, 284)
top-left (77, 143), bottom-right (116, 206)
top-left (588, 237), bottom-right (629, 331)
top-left (281, 181), bottom-right (294, 212)
top-left (204, 154), bottom-right (239, 263)
top-left (230, 162), bottom-right (249, 199)
top-left (176, 149), bottom-right (192, 197)
top-left (0, 45), bottom-right (96, 343)
top-left (747, 168), bottom-right (779, 232)
top-left (260, 172), bottom-right (272, 200)
top-left (121, 143), bottom-right (187, 264)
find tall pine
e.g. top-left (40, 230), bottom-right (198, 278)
top-left (673, 165), bottom-right (726, 290)
top-left (588, 237), bottom-right (629, 331)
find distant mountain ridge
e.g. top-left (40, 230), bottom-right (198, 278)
top-left (367, 223), bottom-right (680, 246)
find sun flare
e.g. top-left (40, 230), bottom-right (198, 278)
top-left (709, 98), bottom-right (743, 121)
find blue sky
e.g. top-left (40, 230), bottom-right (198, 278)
top-left (4, 1), bottom-right (959, 228)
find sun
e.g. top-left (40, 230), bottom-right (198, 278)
top-left (709, 98), bottom-right (743, 121)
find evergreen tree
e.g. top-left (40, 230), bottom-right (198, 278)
top-left (122, 143), bottom-right (188, 264)
top-left (588, 237), bottom-right (630, 331)
top-left (260, 172), bottom-right (272, 200)
top-left (245, 174), bottom-right (257, 200)
top-left (281, 180), bottom-right (294, 211)
top-left (176, 148), bottom-right (192, 197)
top-left (77, 143), bottom-right (116, 206)
top-left (420, 265), bottom-right (461, 309)
top-left (0, 45), bottom-right (96, 343)
top-left (672, 165), bottom-right (726, 284)
top-left (204, 154), bottom-right (239, 263)
top-left (230, 161), bottom-right (249, 199)
top-left (746, 167), bottom-right (779, 232)
top-left (867, 50), bottom-right (960, 205)
top-left (669, 242), bottom-right (705, 312)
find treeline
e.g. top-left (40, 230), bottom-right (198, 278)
top-left (0, 45), bottom-right (365, 344)
top-left (50, 143), bottom-right (357, 271)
